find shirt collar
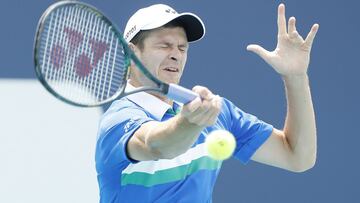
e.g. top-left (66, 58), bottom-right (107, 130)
top-left (125, 84), bottom-right (172, 121)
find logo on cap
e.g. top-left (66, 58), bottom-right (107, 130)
top-left (125, 25), bottom-right (136, 41)
top-left (165, 8), bottom-right (177, 14)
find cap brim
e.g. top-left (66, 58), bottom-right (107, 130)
top-left (173, 13), bottom-right (205, 42)
top-left (142, 12), bottom-right (205, 43)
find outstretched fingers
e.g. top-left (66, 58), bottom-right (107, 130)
top-left (288, 17), bottom-right (296, 36)
top-left (304, 24), bottom-right (319, 48)
top-left (247, 44), bottom-right (270, 61)
top-left (277, 4), bottom-right (287, 36)
top-left (288, 17), bottom-right (304, 43)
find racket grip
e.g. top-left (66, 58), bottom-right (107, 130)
top-left (166, 84), bottom-right (199, 104)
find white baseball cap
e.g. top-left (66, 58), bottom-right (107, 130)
top-left (124, 4), bottom-right (205, 43)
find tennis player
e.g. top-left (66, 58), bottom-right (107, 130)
top-left (95, 3), bottom-right (318, 202)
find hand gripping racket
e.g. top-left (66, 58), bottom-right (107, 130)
top-left (34, 1), bottom-right (198, 107)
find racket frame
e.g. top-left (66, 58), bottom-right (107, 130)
top-left (34, 1), bottom-right (194, 107)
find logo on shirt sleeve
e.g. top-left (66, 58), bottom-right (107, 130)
top-left (124, 117), bottom-right (141, 133)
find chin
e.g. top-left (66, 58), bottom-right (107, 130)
top-left (167, 78), bottom-right (177, 83)
top-left (161, 78), bottom-right (180, 84)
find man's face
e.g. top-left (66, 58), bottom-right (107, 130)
top-left (132, 26), bottom-right (188, 85)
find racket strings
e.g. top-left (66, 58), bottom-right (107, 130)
top-left (38, 4), bottom-right (127, 105)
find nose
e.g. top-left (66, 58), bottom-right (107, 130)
top-left (170, 56), bottom-right (178, 61)
top-left (169, 47), bottom-right (182, 62)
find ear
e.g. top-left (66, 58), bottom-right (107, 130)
top-left (128, 42), bottom-right (143, 59)
top-left (127, 43), bottom-right (137, 67)
top-left (128, 42), bottom-right (139, 53)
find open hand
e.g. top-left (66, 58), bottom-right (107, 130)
top-left (247, 4), bottom-right (319, 77)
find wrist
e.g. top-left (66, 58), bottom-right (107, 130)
top-left (282, 74), bottom-right (309, 88)
top-left (176, 113), bottom-right (206, 130)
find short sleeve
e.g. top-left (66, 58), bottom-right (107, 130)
top-left (95, 100), bottom-right (153, 173)
top-left (222, 98), bottom-right (273, 164)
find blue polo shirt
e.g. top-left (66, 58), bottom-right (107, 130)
top-left (95, 90), bottom-right (273, 203)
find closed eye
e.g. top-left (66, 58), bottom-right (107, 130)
top-left (178, 45), bottom-right (188, 52)
top-left (157, 43), bottom-right (171, 49)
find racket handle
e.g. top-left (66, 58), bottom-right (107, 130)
top-left (166, 84), bottom-right (199, 104)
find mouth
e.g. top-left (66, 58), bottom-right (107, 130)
top-left (163, 67), bottom-right (179, 73)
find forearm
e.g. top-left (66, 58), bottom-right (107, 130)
top-left (283, 74), bottom-right (317, 169)
top-left (144, 115), bottom-right (204, 159)
top-left (128, 87), bottom-right (221, 161)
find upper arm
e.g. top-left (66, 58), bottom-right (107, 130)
top-left (96, 103), bottom-right (154, 168)
top-left (251, 128), bottom-right (296, 171)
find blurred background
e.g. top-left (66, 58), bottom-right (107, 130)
top-left (1, 0), bottom-right (359, 202)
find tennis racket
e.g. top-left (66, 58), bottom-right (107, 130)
top-left (34, 1), bottom-right (198, 107)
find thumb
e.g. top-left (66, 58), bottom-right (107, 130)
top-left (246, 44), bottom-right (270, 61)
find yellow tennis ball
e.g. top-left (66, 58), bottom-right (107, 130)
top-left (205, 130), bottom-right (236, 161)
